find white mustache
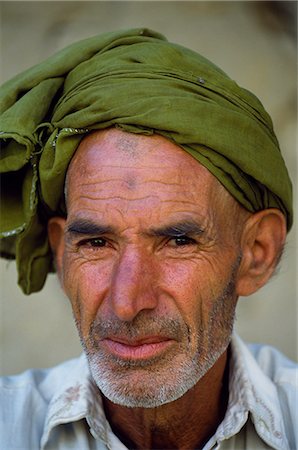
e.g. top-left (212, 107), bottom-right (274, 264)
top-left (89, 316), bottom-right (189, 345)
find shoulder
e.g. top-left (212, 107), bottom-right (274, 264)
top-left (0, 356), bottom-right (83, 448)
top-left (232, 334), bottom-right (297, 385)
top-left (247, 340), bottom-right (297, 388)
top-left (0, 356), bottom-right (83, 401)
top-left (247, 341), bottom-right (298, 425)
top-left (232, 335), bottom-right (298, 448)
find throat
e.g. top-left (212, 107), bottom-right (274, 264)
top-left (102, 350), bottom-right (230, 450)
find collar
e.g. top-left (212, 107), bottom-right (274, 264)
top-left (40, 354), bottom-right (112, 449)
top-left (210, 334), bottom-right (290, 450)
top-left (40, 335), bottom-right (290, 449)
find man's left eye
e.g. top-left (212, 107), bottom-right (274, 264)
top-left (170, 236), bottom-right (196, 247)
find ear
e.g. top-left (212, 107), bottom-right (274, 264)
top-left (236, 209), bottom-right (287, 297)
top-left (48, 217), bottom-right (66, 282)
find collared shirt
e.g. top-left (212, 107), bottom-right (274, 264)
top-left (0, 335), bottom-right (297, 450)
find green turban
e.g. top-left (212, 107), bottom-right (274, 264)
top-left (0, 28), bottom-right (293, 294)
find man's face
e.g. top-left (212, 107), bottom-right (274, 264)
top-left (53, 129), bottom-right (243, 408)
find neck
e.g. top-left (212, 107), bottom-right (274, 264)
top-left (103, 350), bottom-right (229, 450)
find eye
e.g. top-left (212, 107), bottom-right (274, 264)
top-left (74, 236), bottom-right (114, 260)
top-left (169, 236), bottom-right (197, 247)
top-left (90, 238), bottom-right (107, 247)
top-left (82, 237), bottom-right (108, 248)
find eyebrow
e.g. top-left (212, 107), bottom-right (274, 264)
top-left (66, 219), bottom-right (114, 236)
top-left (66, 218), bottom-right (205, 239)
top-left (148, 220), bottom-right (205, 238)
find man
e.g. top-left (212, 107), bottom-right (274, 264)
top-left (0, 28), bottom-right (296, 449)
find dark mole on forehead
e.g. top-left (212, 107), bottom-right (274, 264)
top-left (125, 176), bottom-right (137, 189)
top-left (114, 135), bottom-right (143, 188)
top-left (116, 135), bottom-right (139, 158)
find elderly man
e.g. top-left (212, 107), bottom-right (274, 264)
top-left (0, 28), bottom-right (296, 449)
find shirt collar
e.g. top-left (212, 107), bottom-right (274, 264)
top-left (211, 334), bottom-right (290, 450)
top-left (41, 335), bottom-right (290, 450)
top-left (41, 354), bottom-right (111, 449)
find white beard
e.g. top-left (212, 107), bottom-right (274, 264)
top-left (78, 268), bottom-right (237, 409)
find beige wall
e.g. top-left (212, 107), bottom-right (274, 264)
top-left (0, 1), bottom-right (297, 375)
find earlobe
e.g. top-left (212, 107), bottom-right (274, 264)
top-left (236, 209), bottom-right (287, 297)
top-left (47, 217), bottom-right (66, 279)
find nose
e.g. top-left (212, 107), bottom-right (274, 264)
top-left (110, 247), bottom-right (158, 321)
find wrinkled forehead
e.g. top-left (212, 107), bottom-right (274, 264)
top-left (64, 128), bottom-right (237, 231)
top-left (66, 128), bottom-right (219, 190)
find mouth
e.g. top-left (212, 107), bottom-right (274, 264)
top-left (100, 336), bottom-right (175, 361)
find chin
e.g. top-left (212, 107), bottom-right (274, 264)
top-left (87, 347), bottom-right (225, 409)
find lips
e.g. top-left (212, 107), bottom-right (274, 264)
top-left (100, 336), bottom-right (174, 361)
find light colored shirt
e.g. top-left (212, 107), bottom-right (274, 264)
top-left (0, 334), bottom-right (297, 450)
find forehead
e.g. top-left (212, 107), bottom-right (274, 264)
top-left (67, 128), bottom-right (216, 190)
top-left (65, 129), bottom-right (226, 225)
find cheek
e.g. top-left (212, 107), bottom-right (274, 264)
top-left (159, 259), bottom-right (229, 321)
top-left (62, 255), bottom-right (112, 328)
top-left (159, 260), bottom-right (205, 313)
top-left (162, 256), bottom-right (210, 285)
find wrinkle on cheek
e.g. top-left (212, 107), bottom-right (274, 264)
top-left (61, 253), bottom-right (88, 323)
top-left (70, 260), bottom-right (111, 328)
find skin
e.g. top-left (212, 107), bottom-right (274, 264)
top-left (48, 128), bottom-right (286, 449)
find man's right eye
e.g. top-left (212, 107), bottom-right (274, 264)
top-left (89, 238), bottom-right (107, 247)
top-left (80, 238), bottom-right (107, 248)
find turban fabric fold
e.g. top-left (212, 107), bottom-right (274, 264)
top-left (0, 28), bottom-right (293, 294)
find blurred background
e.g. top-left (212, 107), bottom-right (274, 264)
top-left (0, 1), bottom-right (297, 375)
